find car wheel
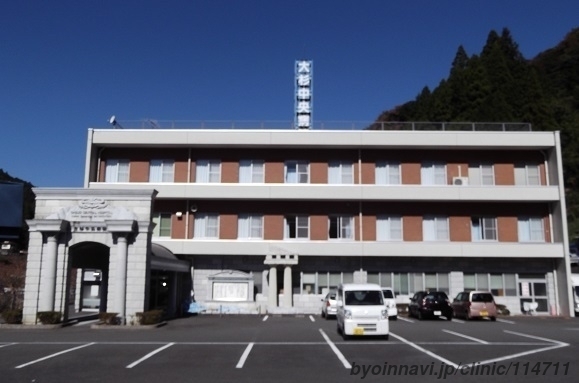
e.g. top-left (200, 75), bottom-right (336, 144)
top-left (490, 316), bottom-right (497, 322)
top-left (321, 310), bottom-right (326, 318)
top-left (325, 313), bottom-right (331, 320)
top-left (391, 315), bottom-right (397, 321)
top-left (383, 334), bottom-right (389, 340)
top-left (446, 315), bottom-right (452, 321)
top-left (466, 309), bottom-right (472, 320)
top-left (417, 311), bottom-right (423, 320)
top-left (337, 323), bottom-right (342, 335)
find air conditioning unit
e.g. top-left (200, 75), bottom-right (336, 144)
top-left (452, 177), bottom-right (469, 186)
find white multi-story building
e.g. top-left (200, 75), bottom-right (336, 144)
top-left (22, 122), bottom-right (576, 324)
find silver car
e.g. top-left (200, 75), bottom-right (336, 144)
top-left (382, 287), bottom-right (398, 320)
top-left (321, 290), bottom-right (337, 319)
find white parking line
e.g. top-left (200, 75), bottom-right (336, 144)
top-left (451, 318), bottom-right (465, 323)
top-left (126, 342), bottom-right (175, 369)
top-left (309, 315), bottom-right (315, 322)
top-left (390, 332), bottom-right (458, 369)
top-left (0, 342), bottom-right (16, 349)
top-left (15, 342), bottom-right (95, 369)
top-left (235, 342), bottom-right (254, 368)
top-left (496, 318), bottom-right (515, 324)
top-left (262, 315), bottom-right (269, 322)
top-left (319, 329), bottom-right (351, 369)
top-left (442, 329), bottom-right (489, 344)
top-left (462, 330), bottom-right (570, 367)
top-left (396, 316), bottom-right (414, 323)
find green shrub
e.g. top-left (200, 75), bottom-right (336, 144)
top-left (37, 311), bottom-right (62, 324)
top-left (496, 304), bottom-right (510, 316)
top-left (98, 312), bottom-right (120, 325)
top-left (2, 309), bottom-right (23, 324)
top-left (136, 310), bottom-right (163, 325)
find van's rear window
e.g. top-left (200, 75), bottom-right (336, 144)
top-left (472, 293), bottom-right (494, 302)
top-left (382, 290), bottom-right (394, 298)
top-left (345, 291), bottom-right (384, 305)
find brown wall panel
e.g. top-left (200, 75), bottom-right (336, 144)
top-left (498, 217), bottom-right (518, 242)
top-left (222, 161), bottom-right (238, 183)
top-left (403, 216), bottom-right (422, 241)
top-left (402, 163), bottom-right (421, 185)
top-left (311, 162), bottom-right (328, 184)
top-left (264, 215), bottom-right (284, 240)
top-left (219, 214), bottom-right (238, 239)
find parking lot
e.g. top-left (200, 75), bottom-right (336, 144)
top-left (0, 315), bottom-right (577, 383)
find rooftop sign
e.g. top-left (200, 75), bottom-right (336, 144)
top-left (295, 60), bottom-right (313, 129)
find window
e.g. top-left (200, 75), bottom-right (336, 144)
top-left (376, 215), bottom-right (402, 241)
top-left (149, 160), bottom-right (174, 182)
top-left (285, 216), bottom-right (309, 239)
top-left (464, 273), bottom-right (517, 296)
top-left (471, 217), bottom-right (497, 241)
top-left (238, 214), bottom-right (263, 239)
top-left (518, 217), bottom-right (545, 242)
top-left (421, 162), bottom-right (446, 185)
top-left (328, 216), bottom-right (354, 239)
top-left (328, 161), bottom-right (354, 184)
top-left (239, 160), bottom-right (264, 183)
top-left (515, 164), bottom-right (541, 186)
top-left (105, 159), bottom-right (129, 182)
top-left (422, 216), bottom-right (449, 241)
top-left (285, 160), bottom-right (309, 183)
top-left (375, 161), bottom-right (401, 185)
top-left (468, 163), bottom-right (494, 185)
top-left (301, 272), bottom-right (353, 294)
top-left (196, 160), bottom-right (221, 183)
top-left (152, 213), bottom-right (171, 237)
top-left (193, 213), bottom-right (219, 238)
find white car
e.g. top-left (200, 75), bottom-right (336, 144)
top-left (381, 287), bottom-right (398, 320)
top-left (336, 283), bottom-right (389, 340)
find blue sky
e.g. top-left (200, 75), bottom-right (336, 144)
top-left (1, 1), bottom-right (578, 187)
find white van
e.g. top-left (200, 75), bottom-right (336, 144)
top-left (336, 283), bottom-right (389, 340)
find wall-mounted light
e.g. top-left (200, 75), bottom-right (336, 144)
top-left (176, 212), bottom-right (183, 218)
top-left (190, 204), bottom-right (198, 213)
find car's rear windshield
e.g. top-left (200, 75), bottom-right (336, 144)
top-left (328, 293), bottom-right (336, 299)
top-left (382, 290), bottom-right (394, 299)
top-left (472, 293), bottom-right (494, 302)
top-left (426, 292), bottom-right (448, 301)
top-left (345, 290), bottom-right (384, 305)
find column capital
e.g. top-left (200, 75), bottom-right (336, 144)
top-left (27, 219), bottom-right (69, 235)
top-left (264, 254), bottom-right (298, 266)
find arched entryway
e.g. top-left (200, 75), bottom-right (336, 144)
top-left (67, 242), bottom-right (110, 321)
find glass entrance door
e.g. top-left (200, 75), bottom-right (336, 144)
top-left (518, 279), bottom-right (548, 314)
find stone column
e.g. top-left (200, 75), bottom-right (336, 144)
top-left (283, 265), bottom-right (292, 307)
top-left (264, 254), bottom-right (298, 311)
top-left (268, 266), bottom-right (277, 308)
top-left (39, 233), bottom-right (59, 312)
top-left (114, 234), bottom-right (129, 322)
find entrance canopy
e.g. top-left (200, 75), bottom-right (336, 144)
top-left (151, 243), bottom-right (190, 272)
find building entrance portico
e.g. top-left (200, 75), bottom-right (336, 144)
top-left (22, 188), bottom-right (178, 325)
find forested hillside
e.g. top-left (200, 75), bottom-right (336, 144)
top-left (0, 169), bottom-right (35, 249)
top-left (375, 27), bottom-right (579, 236)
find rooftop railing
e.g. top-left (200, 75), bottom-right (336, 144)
top-left (102, 120), bottom-right (532, 132)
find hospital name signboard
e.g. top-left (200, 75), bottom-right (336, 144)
top-left (295, 60), bottom-right (313, 129)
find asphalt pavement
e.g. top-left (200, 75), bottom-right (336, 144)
top-left (0, 314), bottom-right (577, 383)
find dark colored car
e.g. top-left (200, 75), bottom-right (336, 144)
top-left (409, 291), bottom-right (453, 320)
